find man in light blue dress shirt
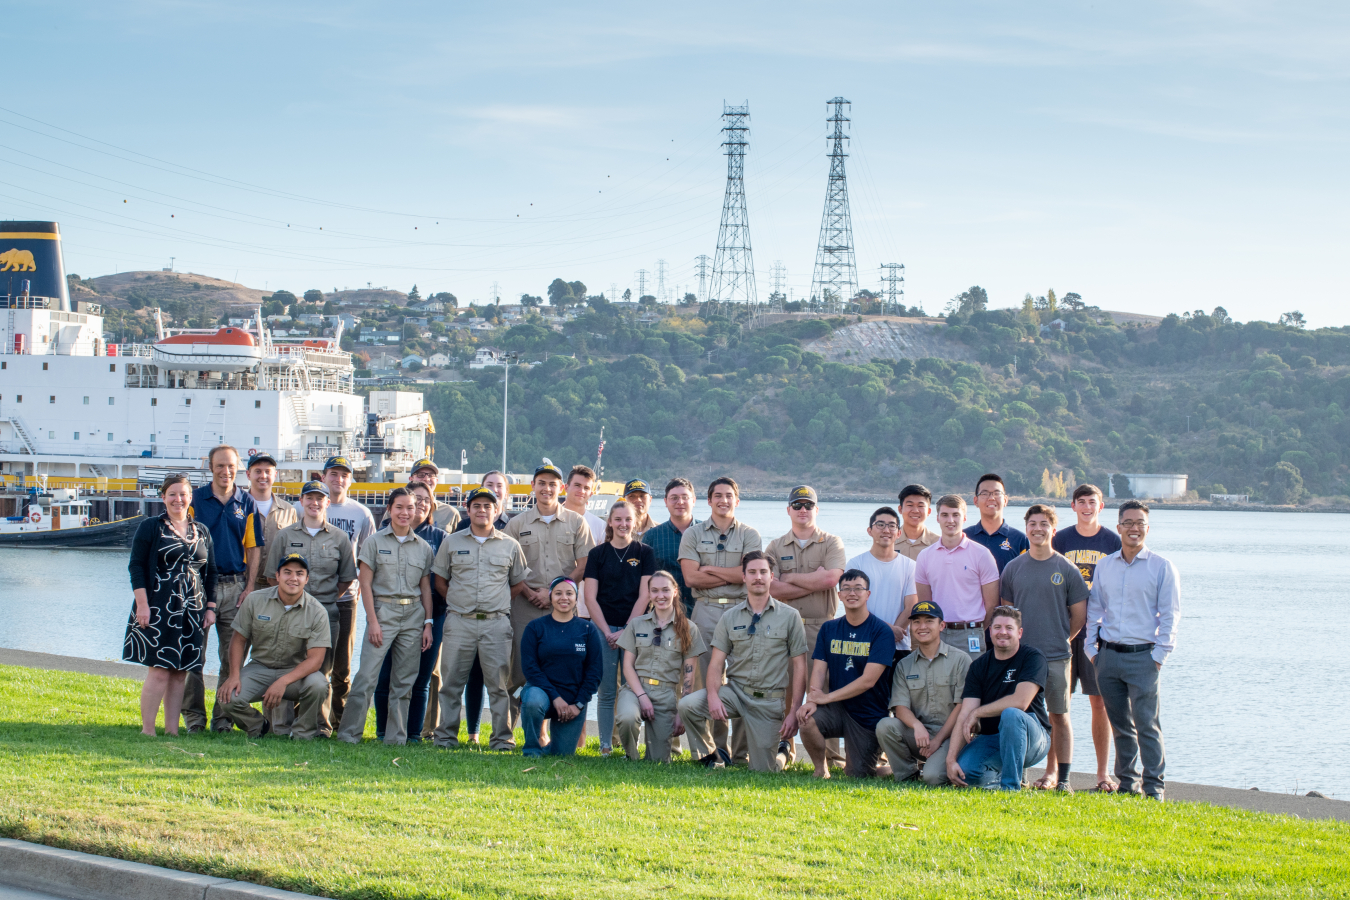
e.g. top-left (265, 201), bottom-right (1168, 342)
top-left (1085, 499), bottom-right (1181, 801)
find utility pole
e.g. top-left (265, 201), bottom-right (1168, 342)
top-left (501, 351), bottom-right (519, 472)
top-left (610, 282), bottom-right (619, 303)
top-left (491, 281), bottom-right (500, 305)
top-left (637, 269), bottom-right (648, 299)
top-left (879, 263), bottom-right (905, 316)
top-left (695, 255), bottom-right (710, 303)
top-left (656, 259), bottom-right (668, 302)
top-left (810, 97), bottom-right (858, 314)
top-left (709, 102), bottom-right (757, 318)
top-left (769, 261), bottom-right (786, 314)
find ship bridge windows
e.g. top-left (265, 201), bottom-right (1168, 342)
top-left (42, 362), bottom-right (48, 370)
top-left (255, 400), bottom-right (261, 408)
top-left (83, 396), bottom-right (89, 405)
top-left (219, 399), bottom-right (225, 406)
top-left (73, 432), bottom-right (78, 440)
top-left (107, 433), bottom-right (114, 441)
top-left (151, 398), bottom-right (157, 406)
top-left (109, 397), bottom-right (115, 405)
top-left (49, 396), bottom-right (55, 404)
top-left (253, 437), bottom-right (260, 445)
top-left (110, 364), bottom-right (116, 373)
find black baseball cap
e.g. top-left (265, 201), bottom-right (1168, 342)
top-left (788, 485), bottom-right (818, 504)
top-left (623, 479), bottom-right (651, 496)
top-left (466, 487), bottom-right (500, 507)
top-left (909, 600), bottom-right (944, 620)
top-left (323, 455), bottom-right (353, 473)
top-left (412, 457), bottom-right (438, 475)
top-left (247, 452), bottom-right (278, 469)
top-left (300, 480), bottom-right (330, 497)
top-left (278, 552), bottom-right (309, 572)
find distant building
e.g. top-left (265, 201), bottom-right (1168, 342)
top-left (405, 316), bottom-right (428, 327)
top-left (363, 331), bottom-right (401, 343)
top-left (227, 317), bottom-right (248, 327)
top-left (470, 346), bottom-right (505, 369)
top-left (400, 354), bottom-right (426, 369)
top-left (1110, 473), bottom-right (1188, 500)
top-left (296, 314), bottom-right (326, 326)
top-left (428, 352), bottom-right (451, 367)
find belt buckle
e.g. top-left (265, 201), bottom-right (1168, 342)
top-left (475, 613), bottom-right (487, 620)
top-left (752, 690), bottom-right (765, 698)
top-left (717, 598), bottom-right (731, 604)
top-left (400, 598), bottom-right (414, 605)
top-left (645, 678), bottom-right (660, 686)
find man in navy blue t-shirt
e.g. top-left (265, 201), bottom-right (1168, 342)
top-left (963, 473), bottom-right (1029, 573)
top-left (798, 569), bottom-right (896, 778)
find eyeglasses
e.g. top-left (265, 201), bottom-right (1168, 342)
top-left (1119, 519), bottom-right (1149, 529)
top-left (870, 521), bottom-right (899, 531)
top-left (838, 586), bottom-right (868, 595)
top-left (747, 612), bottom-right (762, 635)
top-left (976, 490), bottom-right (1007, 499)
top-left (789, 501), bottom-right (815, 510)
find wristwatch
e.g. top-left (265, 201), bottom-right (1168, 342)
top-left (423, 618), bottom-right (434, 625)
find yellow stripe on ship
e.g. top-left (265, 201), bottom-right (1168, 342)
top-left (0, 233), bottom-right (59, 240)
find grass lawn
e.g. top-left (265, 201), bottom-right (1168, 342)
top-left (0, 665), bottom-right (1345, 900)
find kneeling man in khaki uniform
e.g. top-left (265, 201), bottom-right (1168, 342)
top-left (217, 553), bottom-right (332, 739)
top-left (875, 600), bottom-right (971, 784)
top-left (679, 551), bottom-right (807, 772)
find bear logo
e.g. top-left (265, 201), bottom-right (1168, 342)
top-left (0, 248), bottom-right (37, 272)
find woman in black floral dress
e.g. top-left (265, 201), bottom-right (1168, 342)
top-left (124, 473), bottom-right (217, 736)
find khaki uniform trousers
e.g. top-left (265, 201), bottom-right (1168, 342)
top-left (691, 599), bottom-right (744, 759)
top-left (435, 613), bottom-right (514, 750)
top-left (875, 718), bottom-right (952, 786)
top-left (220, 662), bottom-right (328, 740)
top-left (679, 682), bottom-right (788, 773)
top-left (615, 683), bottom-right (682, 762)
top-left (271, 601), bottom-right (342, 737)
top-left (508, 593), bottom-right (552, 726)
top-left (336, 600), bottom-right (426, 745)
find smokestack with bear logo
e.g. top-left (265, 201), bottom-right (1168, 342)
top-left (1, 221), bottom-right (70, 311)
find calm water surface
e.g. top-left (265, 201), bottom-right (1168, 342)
top-left (3, 501), bottom-right (1346, 797)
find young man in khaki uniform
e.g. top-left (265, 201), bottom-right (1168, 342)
top-left (409, 457), bottom-right (462, 531)
top-left (432, 487), bottom-right (530, 750)
top-left (765, 485), bottom-right (847, 764)
top-left (504, 463), bottom-right (595, 727)
top-left (896, 484), bottom-right (940, 562)
top-left (679, 551), bottom-right (808, 772)
top-left (263, 481), bottom-right (357, 735)
top-left (875, 600), bottom-right (971, 785)
top-left (337, 488), bottom-right (436, 745)
top-left (245, 453), bottom-right (297, 593)
top-left (216, 553), bottom-right (331, 739)
top-left (677, 476), bottom-right (763, 762)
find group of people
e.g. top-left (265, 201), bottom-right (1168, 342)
top-left (125, 450), bottom-right (1179, 800)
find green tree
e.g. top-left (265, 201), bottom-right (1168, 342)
top-left (408, 284), bottom-right (421, 304)
top-left (1111, 474), bottom-right (1134, 499)
top-left (1262, 461), bottom-right (1304, 504)
top-left (303, 289), bottom-right (324, 304)
top-left (1278, 311), bottom-right (1306, 328)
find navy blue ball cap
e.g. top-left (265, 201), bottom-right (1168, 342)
top-left (466, 487), bottom-right (500, 507)
top-left (909, 600), bottom-right (944, 620)
top-left (278, 552), bottom-right (309, 572)
top-left (323, 455), bottom-right (352, 473)
top-left (300, 480), bottom-right (330, 497)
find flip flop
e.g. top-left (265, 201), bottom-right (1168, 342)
top-left (1032, 774), bottom-right (1057, 790)
top-left (1095, 780), bottom-right (1118, 793)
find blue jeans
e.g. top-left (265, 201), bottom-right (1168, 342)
top-left (596, 624), bottom-right (624, 750)
top-left (520, 685), bottom-right (588, 757)
top-left (375, 613), bottom-right (445, 742)
top-left (956, 707), bottom-right (1050, 791)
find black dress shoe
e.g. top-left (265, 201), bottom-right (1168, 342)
top-left (701, 752), bottom-right (726, 769)
top-left (257, 719), bottom-right (272, 738)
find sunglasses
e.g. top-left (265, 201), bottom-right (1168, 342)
top-left (790, 501), bottom-right (815, 510)
top-left (747, 612), bottom-right (762, 635)
top-left (717, 533), bottom-right (728, 552)
top-left (651, 625), bottom-right (663, 645)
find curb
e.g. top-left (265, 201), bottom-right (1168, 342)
top-left (0, 840), bottom-right (316, 900)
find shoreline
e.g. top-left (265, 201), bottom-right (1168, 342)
top-left (738, 493), bottom-right (1350, 512)
top-left (2, 647), bottom-right (1344, 821)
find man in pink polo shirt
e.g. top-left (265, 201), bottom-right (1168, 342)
top-left (914, 494), bottom-right (1000, 659)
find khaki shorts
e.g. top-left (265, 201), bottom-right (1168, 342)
top-left (1045, 656), bottom-right (1071, 715)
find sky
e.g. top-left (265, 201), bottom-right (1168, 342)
top-left (3, 1), bottom-right (1347, 324)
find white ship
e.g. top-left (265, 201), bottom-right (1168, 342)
top-left (0, 221), bottom-right (428, 487)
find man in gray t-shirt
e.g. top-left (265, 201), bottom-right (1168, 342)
top-left (999, 504), bottom-right (1089, 792)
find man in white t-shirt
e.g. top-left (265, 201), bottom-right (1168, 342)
top-left (846, 506), bottom-right (919, 653)
top-left (563, 464), bottom-right (606, 545)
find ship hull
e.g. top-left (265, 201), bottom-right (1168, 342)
top-left (0, 515), bottom-right (142, 549)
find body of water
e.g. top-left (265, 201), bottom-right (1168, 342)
top-left (3, 500), bottom-right (1345, 797)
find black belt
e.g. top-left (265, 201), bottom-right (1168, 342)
top-left (1099, 639), bottom-right (1155, 654)
top-left (216, 572), bottom-right (246, 584)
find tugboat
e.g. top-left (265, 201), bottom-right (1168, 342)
top-left (0, 485), bottom-right (141, 548)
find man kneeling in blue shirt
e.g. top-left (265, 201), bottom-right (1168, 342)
top-left (946, 605), bottom-right (1050, 790)
top-left (797, 569), bottom-right (896, 779)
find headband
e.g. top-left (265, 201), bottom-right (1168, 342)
top-left (549, 576), bottom-right (577, 593)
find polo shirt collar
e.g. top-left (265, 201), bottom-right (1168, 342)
top-left (975, 520), bottom-right (1011, 537)
top-left (935, 534), bottom-right (973, 553)
top-left (194, 483), bottom-right (244, 506)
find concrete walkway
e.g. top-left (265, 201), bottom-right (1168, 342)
top-left (3, 648), bottom-right (1346, 822)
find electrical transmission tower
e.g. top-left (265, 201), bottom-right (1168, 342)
top-left (769, 261), bottom-right (787, 314)
top-left (656, 259), bottom-right (668, 302)
top-left (810, 97), bottom-right (858, 315)
top-left (879, 263), bottom-right (905, 315)
top-left (636, 269), bottom-right (648, 300)
top-left (695, 254), bottom-right (710, 303)
top-left (709, 102), bottom-right (757, 318)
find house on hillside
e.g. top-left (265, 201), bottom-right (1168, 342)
top-left (227, 318), bottom-right (248, 327)
top-left (428, 352), bottom-right (451, 367)
top-left (400, 354), bottom-right (426, 369)
top-left (368, 353), bottom-right (400, 370)
top-left (1038, 318), bottom-right (1067, 336)
top-left (470, 347), bottom-right (505, 369)
top-left (364, 331), bottom-right (401, 343)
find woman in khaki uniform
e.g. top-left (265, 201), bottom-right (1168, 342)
top-left (336, 487), bottom-right (434, 745)
top-left (615, 570), bottom-right (706, 762)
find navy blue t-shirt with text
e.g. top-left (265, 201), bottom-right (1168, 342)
top-left (811, 613), bottom-right (896, 730)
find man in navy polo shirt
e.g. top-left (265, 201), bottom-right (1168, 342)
top-left (183, 445), bottom-right (264, 733)
top-left (963, 473), bottom-right (1029, 574)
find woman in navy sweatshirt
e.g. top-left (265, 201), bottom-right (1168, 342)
top-left (520, 576), bottom-right (604, 757)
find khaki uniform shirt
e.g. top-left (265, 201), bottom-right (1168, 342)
top-left (431, 528), bottom-right (530, 615)
top-left (890, 641), bottom-right (972, 732)
top-left (677, 518), bottom-right (763, 603)
top-left (358, 527), bottom-right (435, 599)
top-left (264, 520), bottom-right (358, 606)
top-left (504, 506), bottom-right (595, 592)
top-left (765, 528), bottom-right (848, 621)
top-left (432, 501), bottom-right (461, 532)
top-left (896, 527), bottom-right (941, 562)
top-left (618, 612), bottom-right (708, 684)
top-left (248, 499), bottom-right (298, 590)
top-left (712, 598), bottom-right (808, 692)
top-left (232, 586), bottom-right (331, 670)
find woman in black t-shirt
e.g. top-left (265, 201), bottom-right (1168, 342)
top-left (584, 500), bottom-right (657, 754)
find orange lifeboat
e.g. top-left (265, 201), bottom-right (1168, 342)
top-left (152, 327), bottom-right (262, 372)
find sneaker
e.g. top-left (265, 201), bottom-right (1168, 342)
top-left (1055, 780), bottom-right (1075, 795)
top-left (716, 748), bottom-right (733, 767)
top-left (776, 741), bottom-right (792, 769)
top-left (256, 719), bottom-right (272, 739)
top-left (701, 752), bottom-right (726, 769)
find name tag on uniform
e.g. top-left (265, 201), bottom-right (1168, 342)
top-left (781, 555), bottom-right (794, 561)
top-left (379, 549), bottom-right (392, 555)
top-left (457, 550), bottom-right (470, 555)
top-left (701, 540), bottom-right (714, 544)
top-left (969, 635), bottom-right (981, 653)
top-left (290, 542), bottom-right (303, 547)
top-left (636, 632), bottom-right (649, 638)
top-left (907, 673), bottom-right (919, 679)
top-left (520, 530), bottom-right (532, 536)
top-left (733, 625), bottom-right (747, 631)
top-left (257, 615), bottom-right (272, 621)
